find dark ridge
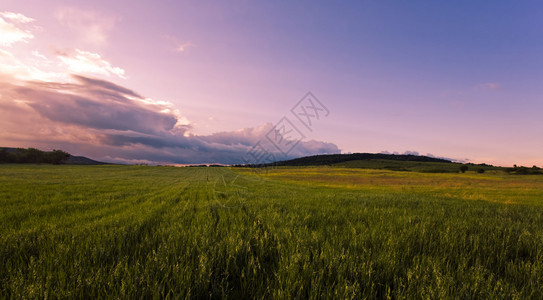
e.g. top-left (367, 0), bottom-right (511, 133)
top-left (240, 153), bottom-right (452, 167)
top-left (65, 155), bottom-right (108, 165)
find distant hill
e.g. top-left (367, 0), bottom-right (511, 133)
top-left (264, 153), bottom-right (452, 167)
top-left (65, 155), bottom-right (108, 165)
top-left (238, 153), bottom-right (507, 174)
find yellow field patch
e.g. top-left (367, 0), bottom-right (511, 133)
top-left (236, 166), bottom-right (543, 205)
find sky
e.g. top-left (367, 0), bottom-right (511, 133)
top-left (0, 1), bottom-right (542, 166)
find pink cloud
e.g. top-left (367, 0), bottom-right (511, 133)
top-left (478, 82), bottom-right (500, 91)
top-left (0, 12), bottom-right (34, 47)
top-left (56, 49), bottom-right (126, 79)
top-left (0, 17), bottom-right (124, 82)
top-left (164, 35), bottom-right (195, 53)
top-left (55, 7), bottom-right (118, 47)
top-left (0, 12), bottom-right (34, 23)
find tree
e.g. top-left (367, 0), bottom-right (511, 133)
top-left (22, 148), bottom-right (43, 163)
top-left (46, 150), bottom-right (71, 164)
top-left (0, 148), bottom-right (71, 164)
top-left (0, 149), bottom-right (8, 163)
top-left (459, 165), bottom-right (468, 173)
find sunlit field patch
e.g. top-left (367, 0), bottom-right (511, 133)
top-left (243, 166), bottom-right (543, 205)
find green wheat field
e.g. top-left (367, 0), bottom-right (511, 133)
top-left (1, 164), bottom-right (543, 298)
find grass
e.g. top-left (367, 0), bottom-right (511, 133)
top-left (1, 164), bottom-right (543, 298)
top-left (332, 159), bottom-right (501, 173)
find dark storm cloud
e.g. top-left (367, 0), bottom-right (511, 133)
top-left (16, 77), bottom-right (178, 134)
top-left (72, 75), bottom-right (142, 98)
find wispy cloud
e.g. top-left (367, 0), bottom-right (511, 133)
top-left (55, 7), bottom-right (118, 47)
top-left (175, 41), bottom-right (194, 52)
top-left (478, 82), bottom-right (500, 91)
top-left (0, 47), bottom-right (66, 83)
top-left (164, 35), bottom-right (194, 53)
top-left (0, 12), bottom-right (34, 23)
top-left (56, 49), bottom-right (126, 79)
top-left (0, 11), bottom-right (122, 83)
top-left (0, 11), bottom-right (34, 47)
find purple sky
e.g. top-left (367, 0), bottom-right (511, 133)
top-left (1, 1), bottom-right (542, 166)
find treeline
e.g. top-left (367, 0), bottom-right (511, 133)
top-left (0, 148), bottom-right (71, 164)
top-left (505, 165), bottom-right (543, 175)
top-left (187, 164), bottom-right (225, 167)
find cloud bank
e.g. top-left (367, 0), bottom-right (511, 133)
top-left (0, 74), bottom-right (339, 164)
top-left (0, 11), bottom-right (339, 164)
